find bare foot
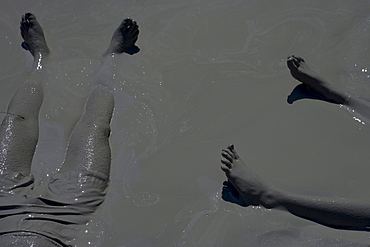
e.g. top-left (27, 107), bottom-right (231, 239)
top-left (20, 13), bottom-right (50, 58)
top-left (221, 181), bottom-right (248, 207)
top-left (105, 18), bottom-right (140, 56)
top-left (221, 145), bottom-right (268, 207)
top-left (287, 55), bottom-right (347, 104)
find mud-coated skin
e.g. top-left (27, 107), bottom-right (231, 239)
top-left (0, 82), bottom-right (114, 246)
top-left (287, 55), bottom-right (370, 121)
top-left (104, 18), bottom-right (140, 55)
top-left (221, 144), bottom-right (370, 231)
top-left (0, 11), bottom-right (141, 246)
top-left (286, 55), bottom-right (349, 104)
top-left (0, 232), bottom-right (65, 247)
top-left (20, 13), bottom-right (50, 58)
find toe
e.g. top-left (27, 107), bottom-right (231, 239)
top-left (221, 158), bottom-right (232, 168)
top-left (222, 153), bottom-right (233, 163)
top-left (20, 16), bottom-right (29, 30)
top-left (134, 28), bottom-right (139, 37)
top-left (132, 34), bottom-right (139, 44)
top-left (296, 56), bottom-right (305, 62)
top-left (129, 21), bottom-right (138, 33)
top-left (231, 149), bottom-right (239, 159)
top-left (121, 18), bottom-right (133, 30)
top-left (20, 26), bottom-right (26, 38)
top-left (131, 26), bottom-right (139, 37)
top-left (25, 13), bottom-right (36, 22)
top-left (222, 148), bottom-right (234, 159)
top-left (227, 144), bottom-right (235, 152)
top-left (287, 57), bottom-right (298, 70)
top-left (289, 55), bottom-right (304, 66)
top-left (21, 14), bottom-right (25, 24)
top-left (227, 144), bottom-right (239, 159)
top-left (292, 57), bottom-right (301, 67)
top-left (221, 164), bottom-right (230, 173)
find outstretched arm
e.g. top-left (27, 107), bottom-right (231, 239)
top-left (221, 145), bottom-right (370, 231)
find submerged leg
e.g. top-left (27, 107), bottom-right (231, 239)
top-left (0, 81), bottom-right (43, 193)
top-left (105, 18), bottom-right (140, 56)
top-left (287, 55), bottom-right (348, 104)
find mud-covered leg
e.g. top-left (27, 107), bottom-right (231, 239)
top-left (60, 87), bottom-right (114, 177)
top-left (20, 13), bottom-right (50, 72)
top-left (0, 81), bottom-right (43, 193)
top-left (287, 55), bottom-right (348, 104)
top-left (47, 87), bottom-right (114, 208)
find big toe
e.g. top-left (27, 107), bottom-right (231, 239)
top-left (20, 13), bottom-right (36, 29)
top-left (129, 21), bottom-right (139, 33)
top-left (287, 56), bottom-right (300, 71)
top-left (120, 18), bottom-right (133, 31)
top-left (25, 13), bottom-right (36, 22)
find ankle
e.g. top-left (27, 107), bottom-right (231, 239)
top-left (260, 189), bottom-right (281, 209)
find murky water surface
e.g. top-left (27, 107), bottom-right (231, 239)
top-left (1, 1), bottom-right (370, 246)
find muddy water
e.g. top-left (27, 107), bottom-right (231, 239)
top-left (1, 0), bottom-right (370, 246)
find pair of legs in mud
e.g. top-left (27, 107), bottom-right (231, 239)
top-left (220, 57), bottom-right (370, 231)
top-left (0, 13), bottom-right (139, 246)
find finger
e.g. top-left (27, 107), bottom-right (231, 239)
top-left (0, 80), bottom-right (43, 176)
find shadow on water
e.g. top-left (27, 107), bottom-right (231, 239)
top-left (287, 84), bottom-right (339, 105)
